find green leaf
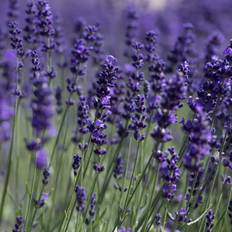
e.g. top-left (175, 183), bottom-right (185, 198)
top-left (187, 205), bottom-right (212, 226)
top-left (93, 208), bottom-right (107, 229)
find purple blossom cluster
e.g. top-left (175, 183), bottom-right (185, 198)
top-left (0, 0), bottom-right (232, 231)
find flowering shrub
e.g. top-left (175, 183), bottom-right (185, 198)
top-left (0, 0), bottom-right (232, 231)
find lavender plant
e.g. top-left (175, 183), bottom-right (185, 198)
top-left (0, 0), bottom-right (232, 231)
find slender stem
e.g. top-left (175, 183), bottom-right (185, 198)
top-left (123, 142), bottom-right (140, 212)
top-left (60, 170), bottom-right (82, 232)
top-left (49, 104), bottom-right (69, 167)
top-left (47, 115), bottom-right (69, 231)
top-left (0, 97), bottom-right (19, 223)
top-left (113, 142), bottom-right (159, 231)
top-left (97, 137), bottom-right (125, 205)
top-left (25, 154), bottom-right (36, 228)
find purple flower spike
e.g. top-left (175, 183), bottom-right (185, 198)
top-left (13, 215), bottom-right (24, 232)
top-left (33, 192), bottom-right (49, 208)
top-left (75, 185), bottom-right (87, 212)
top-left (35, 148), bottom-right (48, 170)
top-left (205, 208), bottom-right (214, 232)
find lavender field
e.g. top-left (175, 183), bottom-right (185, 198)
top-left (0, 0), bottom-right (232, 231)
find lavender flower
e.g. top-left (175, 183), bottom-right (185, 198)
top-left (7, 0), bottom-right (19, 23)
top-left (12, 216), bottom-right (24, 232)
top-left (54, 15), bottom-right (66, 56)
top-left (75, 185), bottom-right (87, 212)
top-left (24, 1), bottom-right (37, 46)
top-left (154, 213), bottom-right (161, 226)
top-left (85, 193), bottom-right (97, 224)
top-left (151, 71), bottom-right (187, 143)
top-left (159, 147), bottom-right (180, 200)
top-left (129, 94), bottom-right (147, 141)
top-left (91, 55), bottom-right (119, 166)
top-left (72, 96), bottom-right (91, 143)
top-left (31, 73), bottom-right (55, 138)
top-left (35, 148), bottom-right (48, 170)
top-left (167, 23), bottom-right (196, 71)
top-left (205, 209), bottom-right (214, 232)
top-left (122, 41), bottom-right (146, 141)
top-left (0, 98), bottom-right (14, 142)
top-left (42, 168), bottom-right (50, 185)
top-left (8, 21), bottom-right (24, 59)
top-left (94, 55), bottom-right (119, 111)
top-left (1, 1), bottom-right (232, 231)
top-left (183, 102), bottom-right (212, 171)
top-left (70, 39), bottom-right (89, 77)
top-left (93, 163), bottom-right (105, 173)
top-left (82, 24), bottom-right (104, 64)
top-left (176, 208), bottom-right (188, 222)
top-left (113, 155), bottom-right (125, 179)
top-left (33, 192), bottom-right (49, 208)
top-left (55, 86), bottom-right (62, 114)
top-left (124, 6), bottom-right (138, 57)
top-left (72, 153), bottom-right (81, 176)
top-left (36, 0), bottom-right (54, 38)
top-left (0, 53), bottom-right (15, 142)
top-left (204, 33), bottom-right (222, 63)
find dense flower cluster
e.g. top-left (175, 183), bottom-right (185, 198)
top-left (0, 0), bottom-right (232, 231)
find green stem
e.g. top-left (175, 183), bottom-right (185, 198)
top-left (49, 104), bottom-right (69, 167)
top-left (123, 142), bottom-right (140, 208)
top-left (25, 154), bottom-right (36, 229)
top-left (0, 98), bottom-right (19, 223)
top-left (47, 116), bottom-right (69, 231)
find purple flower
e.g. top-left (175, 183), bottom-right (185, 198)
top-left (75, 185), bottom-right (87, 212)
top-left (33, 192), bottom-right (49, 208)
top-left (118, 227), bottom-right (133, 232)
top-left (72, 153), bottom-right (81, 176)
top-left (93, 163), bottom-right (105, 173)
top-left (95, 55), bottom-right (119, 110)
top-left (31, 73), bottom-right (55, 138)
top-left (12, 215), bottom-right (24, 232)
top-left (8, 21), bottom-right (24, 59)
top-left (31, 49), bottom-right (41, 79)
top-left (205, 209), bottom-right (214, 232)
top-left (42, 168), bottom-right (50, 185)
top-left (36, 0), bottom-right (54, 38)
top-left (7, 0), bottom-right (19, 23)
top-left (91, 55), bottom-right (119, 162)
top-left (151, 71), bottom-right (187, 143)
top-left (113, 156), bottom-right (125, 179)
top-left (54, 15), bottom-right (66, 55)
top-left (162, 183), bottom-right (177, 200)
top-left (167, 23), bottom-right (196, 71)
top-left (70, 39), bottom-right (89, 77)
top-left (159, 147), bottom-right (180, 200)
top-left (85, 193), bottom-right (97, 224)
top-left (129, 94), bottom-right (147, 141)
top-left (124, 6), bottom-right (138, 57)
top-left (176, 208), bottom-right (188, 222)
top-left (35, 148), bottom-right (48, 170)
top-left (154, 213), bottom-right (161, 226)
top-left (24, 1), bottom-right (37, 46)
top-left (205, 32), bottom-right (222, 62)
top-left (72, 96), bottom-right (91, 143)
top-left (0, 57), bottom-right (15, 142)
top-left (55, 86), bottom-right (62, 114)
top-left (183, 102), bottom-right (212, 171)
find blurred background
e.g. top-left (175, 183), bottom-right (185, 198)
top-left (0, 0), bottom-right (232, 63)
